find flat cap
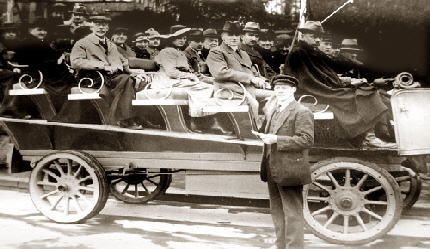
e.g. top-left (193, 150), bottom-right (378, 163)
top-left (271, 74), bottom-right (299, 86)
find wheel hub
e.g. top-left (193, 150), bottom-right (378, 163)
top-left (57, 176), bottom-right (81, 195)
top-left (123, 173), bottom-right (147, 184)
top-left (330, 187), bottom-right (364, 214)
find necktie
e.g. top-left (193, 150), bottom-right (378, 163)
top-left (235, 50), bottom-right (242, 58)
top-left (100, 39), bottom-right (108, 51)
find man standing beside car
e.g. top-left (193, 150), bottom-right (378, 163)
top-left (258, 74), bottom-right (314, 249)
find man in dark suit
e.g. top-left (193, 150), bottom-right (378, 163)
top-left (239, 22), bottom-right (276, 80)
top-left (259, 74), bottom-right (314, 249)
top-left (206, 21), bottom-right (266, 122)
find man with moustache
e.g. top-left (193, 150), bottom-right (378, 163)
top-left (184, 29), bottom-right (210, 76)
top-left (239, 22), bottom-right (276, 80)
top-left (71, 14), bottom-right (145, 129)
top-left (206, 21), bottom-right (267, 124)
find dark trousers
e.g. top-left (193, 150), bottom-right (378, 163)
top-left (99, 73), bottom-right (136, 123)
top-left (267, 165), bottom-right (304, 249)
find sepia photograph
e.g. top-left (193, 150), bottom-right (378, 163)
top-left (0, 0), bottom-right (429, 248)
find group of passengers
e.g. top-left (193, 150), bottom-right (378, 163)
top-left (0, 4), bottom-right (397, 148)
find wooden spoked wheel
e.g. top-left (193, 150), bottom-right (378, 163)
top-left (29, 151), bottom-right (109, 223)
top-left (303, 158), bottom-right (402, 245)
top-left (109, 168), bottom-right (172, 204)
top-left (392, 166), bottom-right (421, 212)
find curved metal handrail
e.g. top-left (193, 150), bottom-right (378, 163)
top-left (18, 70), bottom-right (43, 89)
top-left (78, 71), bottom-right (105, 94)
top-left (298, 94), bottom-right (330, 114)
top-left (214, 82), bottom-right (247, 106)
top-left (142, 72), bottom-right (173, 100)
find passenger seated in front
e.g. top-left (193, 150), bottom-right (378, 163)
top-left (70, 14), bottom-right (146, 130)
top-left (154, 26), bottom-right (231, 134)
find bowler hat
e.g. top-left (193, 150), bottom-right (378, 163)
top-left (221, 21), bottom-right (242, 34)
top-left (297, 21), bottom-right (324, 34)
top-left (187, 29), bottom-right (203, 41)
top-left (271, 74), bottom-right (299, 87)
top-left (242, 22), bottom-right (261, 33)
top-left (340, 39), bottom-right (362, 51)
top-left (203, 28), bottom-right (218, 38)
top-left (28, 17), bottom-right (49, 29)
top-left (88, 14), bottom-right (111, 23)
top-left (0, 22), bottom-right (19, 32)
top-left (112, 27), bottom-right (128, 34)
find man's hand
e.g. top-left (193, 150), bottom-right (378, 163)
top-left (103, 65), bottom-right (117, 74)
top-left (251, 76), bottom-right (266, 88)
top-left (187, 74), bottom-right (199, 82)
top-left (259, 133), bottom-right (277, 144)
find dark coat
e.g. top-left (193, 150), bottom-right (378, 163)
top-left (283, 41), bottom-right (388, 138)
top-left (206, 43), bottom-right (255, 95)
top-left (260, 98), bottom-right (314, 185)
top-left (183, 46), bottom-right (209, 75)
top-left (240, 43), bottom-right (276, 80)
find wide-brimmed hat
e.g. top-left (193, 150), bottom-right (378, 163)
top-left (132, 32), bottom-right (149, 43)
top-left (0, 22), bottom-right (19, 32)
top-left (340, 39), bottom-right (362, 51)
top-left (297, 21), bottom-right (324, 34)
top-left (242, 22), bottom-right (261, 33)
top-left (203, 28), bottom-right (218, 38)
top-left (271, 74), bottom-right (299, 86)
top-left (162, 25), bottom-right (191, 39)
top-left (221, 21), bottom-right (242, 34)
top-left (145, 28), bottom-right (161, 39)
top-left (187, 29), bottom-right (203, 41)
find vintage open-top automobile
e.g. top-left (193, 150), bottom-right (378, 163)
top-left (0, 69), bottom-right (427, 245)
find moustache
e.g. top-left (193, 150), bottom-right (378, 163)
top-left (196, 45), bottom-right (203, 50)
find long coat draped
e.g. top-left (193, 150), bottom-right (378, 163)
top-left (283, 41), bottom-right (388, 138)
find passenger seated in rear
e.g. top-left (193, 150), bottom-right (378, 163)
top-left (0, 18), bottom-right (75, 119)
top-left (111, 27), bottom-right (158, 72)
top-left (154, 26), bottom-right (231, 134)
top-left (70, 14), bottom-right (146, 130)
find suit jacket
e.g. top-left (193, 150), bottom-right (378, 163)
top-left (206, 43), bottom-right (255, 94)
top-left (71, 34), bottom-right (130, 73)
top-left (183, 46), bottom-right (209, 75)
top-left (240, 43), bottom-right (276, 79)
top-left (260, 97), bottom-right (314, 185)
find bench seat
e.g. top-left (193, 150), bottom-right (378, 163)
top-left (9, 83), bottom-right (46, 95)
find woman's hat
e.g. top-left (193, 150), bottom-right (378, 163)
top-left (162, 25), bottom-right (191, 39)
top-left (297, 21), bottom-right (324, 34)
top-left (340, 39), bottom-right (362, 51)
top-left (132, 32), bottom-right (149, 43)
top-left (221, 21), bottom-right (242, 34)
top-left (271, 74), bottom-right (299, 86)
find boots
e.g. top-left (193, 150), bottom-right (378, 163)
top-left (362, 132), bottom-right (396, 149)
